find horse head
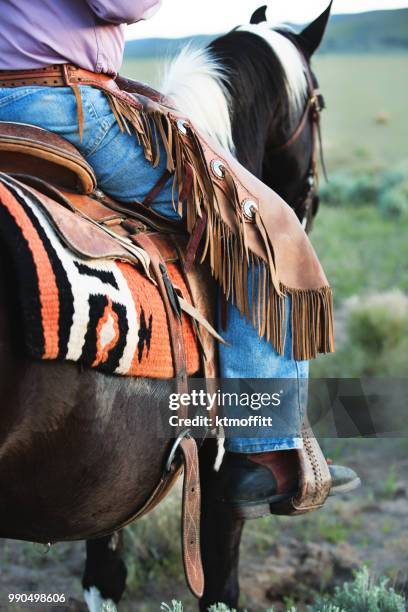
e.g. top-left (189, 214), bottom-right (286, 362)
top-left (162, 2), bottom-right (333, 230)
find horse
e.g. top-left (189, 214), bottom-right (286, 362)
top-left (0, 3), bottom-right (332, 611)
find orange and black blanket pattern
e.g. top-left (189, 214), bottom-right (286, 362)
top-left (0, 175), bottom-right (200, 378)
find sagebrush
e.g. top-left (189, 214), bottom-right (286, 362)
top-left (162, 567), bottom-right (406, 611)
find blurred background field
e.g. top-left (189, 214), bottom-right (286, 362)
top-left (123, 52), bottom-right (408, 379)
top-left (123, 54), bottom-right (407, 168)
top-left (121, 42), bottom-right (408, 611)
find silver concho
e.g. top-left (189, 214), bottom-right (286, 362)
top-left (176, 119), bottom-right (188, 134)
top-left (210, 159), bottom-right (226, 179)
top-left (242, 199), bottom-right (258, 221)
top-left (92, 188), bottom-right (105, 200)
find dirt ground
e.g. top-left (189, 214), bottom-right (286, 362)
top-left (0, 438), bottom-right (407, 612)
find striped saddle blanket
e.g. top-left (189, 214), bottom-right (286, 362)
top-left (0, 175), bottom-right (200, 378)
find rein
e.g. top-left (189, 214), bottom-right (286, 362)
top-left (268, 50), bottom-right (327, 232)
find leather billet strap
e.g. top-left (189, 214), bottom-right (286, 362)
top-left (132, 433), bottom-right (204, 599)
top-left (0, 64), bottom-right (335, 360)
top-left (148, 435), bottom-right (204, 599)
top-left (88, 433), bottom-right (204, 599)
top-left (179, 435), bottom-right (204, 598)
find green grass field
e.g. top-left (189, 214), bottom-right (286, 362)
top-left (121, 53), bottom-right (408, 170)
top-left (122, 53), bottom-right (408, 297)
top-left (121, 52), bottom-right (408, 376)
top-left (314, 54), bottom-right (408, 169)
top-left (312, 205), bottom-right (408, 302)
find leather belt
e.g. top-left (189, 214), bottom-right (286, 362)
top-left (0, 66), bottom-right (171, 108)
top-left (0, 64), bottom-right (102, 88)
top-left (0, 64), bottom-right (127, 142)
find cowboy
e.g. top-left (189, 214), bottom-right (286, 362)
top-left (0, 0), bottom-right (359, 517)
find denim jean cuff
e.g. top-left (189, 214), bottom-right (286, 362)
top-left (225, 437), bottom-right (303, 453)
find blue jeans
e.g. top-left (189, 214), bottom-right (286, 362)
top-left (0, 85), bottom-right (308, 451)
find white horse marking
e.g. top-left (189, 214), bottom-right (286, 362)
top-left (83, 587), bottom-right (117, 612)
top-left (239, 24), bottom-right (308, 116)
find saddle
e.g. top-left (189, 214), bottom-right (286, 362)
top-left (0, 121), bottom-right (96, 193)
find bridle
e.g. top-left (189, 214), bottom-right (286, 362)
top-left (268, 46), bottom-right (327, 234)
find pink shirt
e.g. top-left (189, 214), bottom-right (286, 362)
top-left (0, 0), bottom-right (161, 76)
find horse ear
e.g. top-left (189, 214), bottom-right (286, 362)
top-left (250, 5), bottom-right (268, 24)
top-left (297, 1), bottom-right (333, 56)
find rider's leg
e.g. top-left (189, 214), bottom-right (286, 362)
top-left (214, 289), bottom-right (360, 515)
top-left (0, 86), bottom-right (178, 216)
top-left (219, 286), bottom-right (308, 453)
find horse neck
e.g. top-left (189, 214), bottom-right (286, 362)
top-left (208, 28), bottom-right (307, 179)
top-left (161, 47), bottom-right (276, 178)
top-left (224, 73), bottom-right (282, 179)
top-left (161, 31), bottom-right (309, 191)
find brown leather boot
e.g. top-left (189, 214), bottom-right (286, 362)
top-left (215, 450), bottom-right (361, 519)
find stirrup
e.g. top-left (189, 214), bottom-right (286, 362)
top-left (270, 423), bottom-right (332, 516)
